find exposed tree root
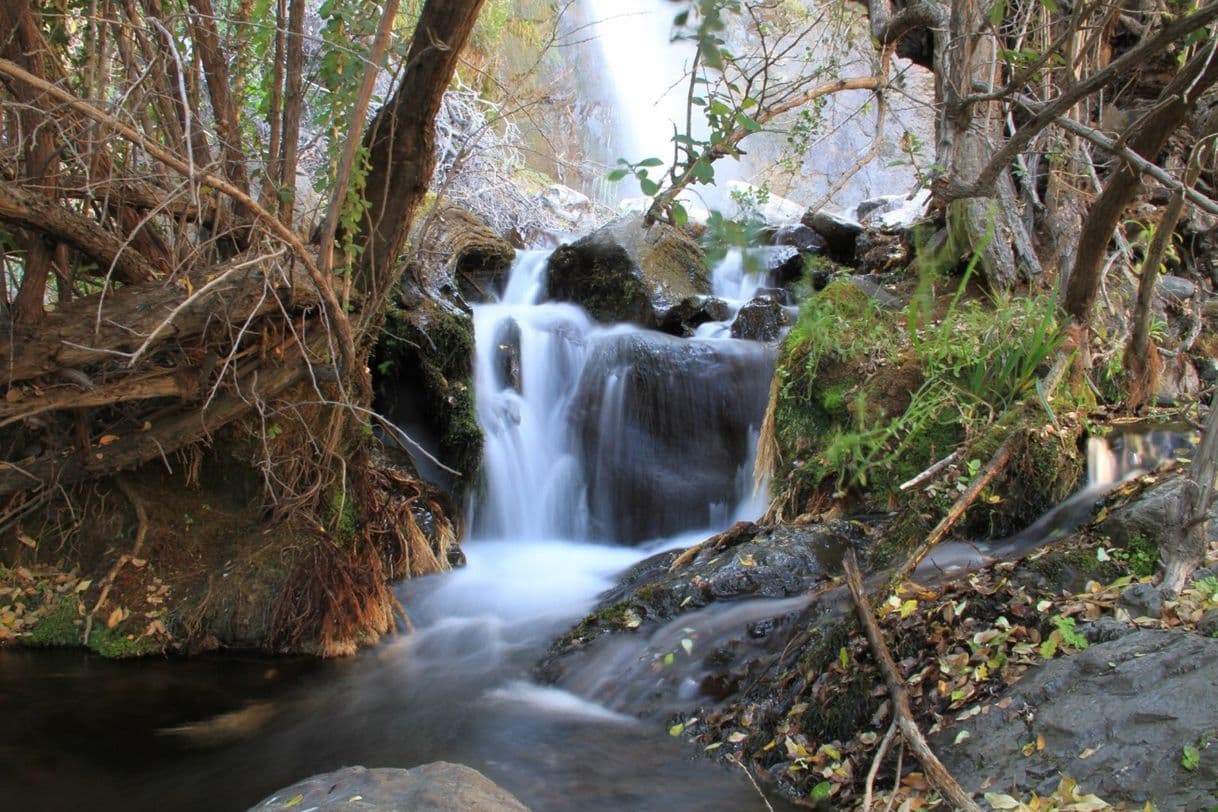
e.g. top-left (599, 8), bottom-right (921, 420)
top-left (82, 475), bottom-right (148, 644)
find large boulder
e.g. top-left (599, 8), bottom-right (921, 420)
top-left (730, 295), bottom-right (793, 342)
top-left (935, 630), bottom-right (1218, 809)
top-left (570, 331), bottom-right (775, 543)
top-left (1099, 474), bottom-right (1218, 550)
top-left (251, 763), bottom-right (530, 811)
top-left (545, 215), bottom-right (709, 327)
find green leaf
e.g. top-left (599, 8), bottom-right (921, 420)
top-left (810, 781), bottom-right (833, 801)
top-left (987, 0), bottom-right (1006, 27)
top-left (1182, 744), bottom-right (1201, 771)
top-left (670, 202), bottom-right (689, 226)
top-left (639, 178), bottom-right (661, 196)
top-left (692, 161), bottom-right (715, 184)
top-left (1038, 0), bottom-right (1058, 11)
top-left (638, 157), bottom-right (664, 168)
top-left (606, 168), bottom-right (629, 182)
top-left (735, 112), bottom-right (762, 132)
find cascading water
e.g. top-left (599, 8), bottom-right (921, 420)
top-left (471, 250), bottom-right (774, 543)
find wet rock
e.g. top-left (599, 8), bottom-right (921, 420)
top-left (801, 209), bottom-right (863, 263)
top-left (1117, 582), bottom-right (1163, 619)
top-left (570, 332), bottom-right (775, 543)
top-left (731, 295), bottom-right (793, 342)
top-left (251, 763), bottom-right (530, 811)
top-left (546, 215), bottom-right (709, 328)
top-left (767, 223), bottom-right (826, 255)
top-left (855, 230), bottom-right (910, 275)
top-left (492, 317), bottom-right (522, 392)
top-left (658, 296), bottom-right (731, 337)
top-left (1155, 356), bottom-right (1200, 405)
top-left (759, 244), bottom-right (803, 282)
top-left (936, 630), bottom-right (1218, 809)
top-left (1157, 274), bottom-right (1197, 301)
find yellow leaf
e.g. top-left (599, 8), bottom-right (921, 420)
top-left (76, 579), bottom-right (92, 592)
top-left (984, 793), bottom-right (1022, 809)
top-left (16, 532), bottom-right (36, 549)
top-left (727, 731), bottom-right (747, 743)
top-left (98, 434), bottom-right (119, 446)
top-left (281, 794), bottom-right (304, 808)
top-left (106, 607), bottom-right (123, 629)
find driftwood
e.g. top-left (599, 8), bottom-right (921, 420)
top-left (843, 550), bottom-right (981, 812)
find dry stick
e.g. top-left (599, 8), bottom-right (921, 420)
top-left (843, 550), bottom-right (982, 812)
top-left (891, 438), bottom-right (1014, 586)
top-left (863, 720), bottom-right (899, 811)
top-left (729, 755), bottom-right (775, 812)
top-left (0, 58), bottom-right (358, 380)
top-left (81, 474), bottom-right (148, 644)
top-left (898, 449), bottom-right (961, 492)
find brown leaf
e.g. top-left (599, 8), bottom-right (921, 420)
top-left (98, 434), bottom-right (120, 446)
top-left (106, 607), bottom-right (123, 629)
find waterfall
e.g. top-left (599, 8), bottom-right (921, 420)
top-left (470, 250), bottom-right (774, 544)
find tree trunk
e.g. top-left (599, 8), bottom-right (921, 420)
top-left (1063, 47), bottom-right (1218, 326)
top-left (356, 0), bottom-right (486, 330)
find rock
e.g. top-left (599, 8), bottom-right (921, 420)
top-left (855, 230), bottom-right (910, 275)
top-left (1196, 355), bottom-right (1218, 387)
top-left (1198, 609), bottom-right (1218, 637)
top-left (731, 295), bottom-right (793, 342)
top-left (847, 275), bottom-right (902, 309)
top-left (570, 332), bottom-right (774, 542)
top-left (1116, 582), bottom-right (1163, 619)
top-left (251, 763), bottom-right (531, 811)
top-left (1157, 274), bottom-right (1197, 301)
top-left (767, 223), bottom-right (826, 255)
top-left (491, 317), bottom-right (522, 393)
top-left (801, 209), bottom-right (863, 263)
top-left (541, 183), bottom-right (592, 224)
top-left (726, 180), bottom-right (805, 224)
top-left (1155, 356), bottom-right (1201, 405)
top-left (855, 191), bottom-right (931, 230)
top-left (546, 215), bottom-right (709, 328)
top-left (758, 244), bottom-right (803, 282)
top-left (1099, 475), bottom-right (1218, 550)
top-left (935, 630), bottom-right (1218, 809)
top-left (657, 296), bottom-right (731, 337)
top-left (1081, 616), bottom-right (1135, 644)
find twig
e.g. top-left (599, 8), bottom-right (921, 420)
top-left (898, 449), bottom-right (961, 491)
top-left (730, 754), bottom-right (775, 812)
top-left (82, 474), bottom-right (148, 644)
top-left (863, 720), bottom-right (899, 811)
top-left (843, 550), bottom-right (981, 811)
top-left (891, 438), bottom-right (1014, 585)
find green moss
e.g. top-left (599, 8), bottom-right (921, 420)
top-left (327, 484), bottom-right (359, 544)
top-left (1025, 546), bottom-right (1125, 592)
top-left (1114, 534), bottom-right (1158, 578)
top-left (26, 595), bottom-right (83, 647)
top-left (87, 625), bottom-right (165, 659)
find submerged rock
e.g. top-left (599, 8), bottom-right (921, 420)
top-left (251, 763), bottom-right (531, 811)
top-left (766, 223), bottom-right (826, 255)
top-left (935, 630), bottom-right (1218, 808)
top-left (545, 215), bottom-right (709, 328)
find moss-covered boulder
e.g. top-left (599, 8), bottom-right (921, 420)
top-left (545, 215), bottom-right (709, 327)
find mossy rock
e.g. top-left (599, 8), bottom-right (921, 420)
top-left (546, 214), bottom-right (709, 327)
top-left (410, 205), bottom-right (515, 301)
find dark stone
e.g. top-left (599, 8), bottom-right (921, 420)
top-left (658, 296), bottom-right (731, 337)
top-left (492, 317), bottom-right (522, 392)
top-left (1081, 616), bottom-right (1135, 644)
top-left (769, 223), bottom-right (826, 255)
top-left (1198, 609), bottom-right (1218, 637)
top-left (801, 210), bottom-right (863, 263)
top-left (730, 295), bottom-right (793, 342)
top-left (935, 630), bottom-right (1218, 809)
top-left (570, 332), bottom-right (775, 543)
top-left (1197, 355), bottom-right (1218, 387)
top-left (251, 763), bottom-right (531, 811)
top-left (1117, 582), bottom-right (1163, 619)
top-left (759, 245), bottom-right (804, 282)
top-left (545, 215), bottom-right (709, 328)
top-left (1099, 475), bottom-right (1218, 550)
top-left (1155, 356), bottom-right (1201, 405)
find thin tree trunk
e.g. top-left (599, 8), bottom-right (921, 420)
top-left (1063, 47), bottom-right (1218, 326)
top-left (188, 0), bottom-right (250, 196)
top-left (278, 0), bottom-right (305, 229)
